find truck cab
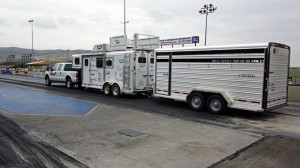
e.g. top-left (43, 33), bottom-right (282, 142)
top-left (45, 63), bottom-right (81, 88)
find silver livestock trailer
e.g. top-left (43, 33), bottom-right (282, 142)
top-left (154, 42), bottom-right (290, 114)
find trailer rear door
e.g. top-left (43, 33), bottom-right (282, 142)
top-left (266, 43), bottom-right (290, 109)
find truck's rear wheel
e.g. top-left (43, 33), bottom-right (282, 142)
top-left (66, 78), bottom-right (73, 89)
top-left (45, 76), bottom-right (51, 86)
top-left (207, 95), bottom-right (227, 114)
top-left (112, 84), bottom-right (120, 97)
top-left (103, 84), bottom-right (111, 96)
top-left (188, 93), bottom-right (205, 111)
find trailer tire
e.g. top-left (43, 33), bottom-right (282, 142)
top-left (188, 93), bottom-right (206, 111)
top-left (45, 76), bottom-right (51, 86)
top-left (112, 84), bottom-right (121, 97)
top-left (207, 95), bottom-right (227, 114)
top-left (103, 84), bottom-right (111, 96)
top-left (66, 78), bottom-right (73, 89)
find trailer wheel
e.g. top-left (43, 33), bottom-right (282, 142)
top-left (112, 84), bottom-right (121, 97)
top-left (188, 93), bottom-right (205, 111)
top-left (207, 95), bottom-right (227, 114)
top-left (103, 84), bottom-right (111, 96)
top-left (45, 76), bottom-right (51, 86)
top-left (66, 78), bottom-right (73, 89)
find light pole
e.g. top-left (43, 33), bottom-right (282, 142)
top-left (122, 0), bottom-right (129, 37)
top-left (28, 20), bottom-right (34, 62)
top-left (199, 4), bottom-right (217, 46)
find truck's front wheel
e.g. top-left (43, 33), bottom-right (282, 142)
top-left (45, 76), bottom-right (51, 86)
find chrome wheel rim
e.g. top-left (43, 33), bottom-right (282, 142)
top-left (104, 86), bottom-right (109, 94)
top-left (191, 96), bottom-right (201, 108)
top-left (67, 80), bottom-right (71, 87)
top-left (210, 98), bottom-right (221, 111)
top-left (113, 87), bottom-right (119, 96)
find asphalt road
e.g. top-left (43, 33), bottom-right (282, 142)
top-left (1, 75), bottom-right (300, 138)
top-left (1, 74), bottom-right (300, 167)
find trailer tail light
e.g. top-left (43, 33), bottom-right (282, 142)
top-left (76, 73), bottom-right (78, 78)
top-left (134, 66), bottom-right (136, 70)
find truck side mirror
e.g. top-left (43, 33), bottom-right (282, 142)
top-left (50, 67), bottom-right (54, 71)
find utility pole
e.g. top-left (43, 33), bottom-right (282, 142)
top-left (122, 0), bottom-right (129, 37)
top-left (28, 20), bottom-right (34, 61)
top-left (199, 4), bottom-right (217, 46)
top-left (67, 49), bottom-right (69, 62)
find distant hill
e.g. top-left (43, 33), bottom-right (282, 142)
top-left (0, 47), bottom-right (90, 62)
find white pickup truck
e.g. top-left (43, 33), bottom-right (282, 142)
top-left (45, 63), bottom-right (81, 88)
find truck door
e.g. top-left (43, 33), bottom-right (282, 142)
top-left (49, 63), bottom-right (59, 81)
top-left (90, 56), bottom-right (104, 87)
top-left (155, 53), bottom-right (171, 96)
top-left (54, 64), bottom-right (63, 82)
top-left (82, 58), bottom-right (90, 85)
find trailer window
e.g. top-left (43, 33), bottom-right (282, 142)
top-left (84, 59), bottom-right (88, 66)
top-left (75, 58), bottom-right (80, 64)
top-left (150, 58), bottom-right (154, 64)
top-left (106, 60), bottom-right (113, 66)
top-left (138, 57), bottom-right (146, 63)
top-left (96, 58), bottom-right (103, 68)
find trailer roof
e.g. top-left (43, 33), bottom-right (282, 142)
top-left (156, 43), bottom-right (270, 52)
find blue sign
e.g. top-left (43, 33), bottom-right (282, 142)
top-left (1, 70), bottom-right (12, 75)
top-left (192, 36), bottom-right (199, 43)
top-left (160, 36), bottom-right (200, 46)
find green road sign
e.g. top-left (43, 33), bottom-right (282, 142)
top-left (8, 55), bottom-right (15, 58)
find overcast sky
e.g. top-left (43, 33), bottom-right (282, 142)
top-left (0, 0), bottom-right (299, 66)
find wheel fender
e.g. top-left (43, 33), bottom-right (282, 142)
top-left (189, 88), bottom-right (233, 107)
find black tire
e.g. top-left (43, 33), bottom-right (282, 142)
top-left (112, 84), bottom-right (121, 97)
top-left (103, 84), bottom-right (111, 96)
top-left (188, 93), bottom-right (206, 111)
top-left (66, 78), bottom-right (73, 89)
top-left (207, 95), bottom-right (227, 114)
top-left (45, 76), bottom-right (51, 86)
top-left (78, 83), bottom-right (82, 88)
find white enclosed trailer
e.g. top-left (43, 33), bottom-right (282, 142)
top-left (81, 50), bottom-right (155, 96)
top-left (154, 42), bottom-right (290, 114)
top-left (78, 33), bottom-right (159, 96)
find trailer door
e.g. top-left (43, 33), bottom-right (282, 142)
top-left (82, 58), bottom-right (90, 85)
top-left (155, 53), bottom-right (171, 95)
top-left (90, 56), bottom-right (104, 87)
top-left (135, 52), bottom-right (150, 91)
top-left (266, 43), bottom-right (290, 109)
